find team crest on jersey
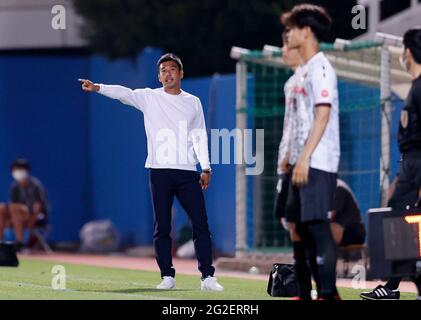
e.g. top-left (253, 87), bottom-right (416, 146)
top-left (321, 89), bottom-right (329, 98)
top-left (400, 110), bottom-right (408, 129)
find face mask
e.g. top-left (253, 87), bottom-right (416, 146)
top-left (12, 170), bottom-right (28, 182)
top-left (399, 55), bottom-right (408, 72)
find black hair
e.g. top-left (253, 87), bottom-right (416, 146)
top-left (281, 4), bottom-right (332, 42)
top-left (157, 53), bottom-right (183, 71)
top-left (11, 158), bottom-right (30, 171)
top-left (403, 27), bottom-right (421, 64)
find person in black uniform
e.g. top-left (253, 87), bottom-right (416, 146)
top-left (361, 27), bottom-right (421, 301)
top-left (330, 179), bottom-right (366, 247)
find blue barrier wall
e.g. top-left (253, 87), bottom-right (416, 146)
top-left (337, 82), bottom-right (404, 220)
top-left (0, 54), bottom-right (91, 242)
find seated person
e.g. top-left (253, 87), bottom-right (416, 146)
top-left (0, 159), bottom-right (48, 251)
top-left (276, 177), bottom-right (366, 247)
top-left (330, 179), bottom-right (366, 247)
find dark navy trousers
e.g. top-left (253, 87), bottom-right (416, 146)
top-left (149, 168), bottom-right (215, 279)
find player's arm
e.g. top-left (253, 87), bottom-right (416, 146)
top-left (278, 95), bottom-right (292, 174)
top-left (292, 106), bottom-right (330, 186)
top-left (192, 99), bottom-right (211, 190)
top-left (278, 139), bottom-right (290, 174)
top-left (279, 150), bottom-right (291, 174)
top-left (78, 79), bottom-right (146, 111)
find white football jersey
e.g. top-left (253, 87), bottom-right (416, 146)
top-left (288, 52), bottom-right (340, 173)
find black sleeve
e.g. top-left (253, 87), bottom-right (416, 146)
top-left (332, 187), bottom-right (347, 222)
top-left (9, 183), bottom-right (19, 203)
top-left (416, 80), bottom-right (421, 124)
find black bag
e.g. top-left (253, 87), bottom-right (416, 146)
top-left (267, 263), bottom-right (298, 297)
top-left (0, 242), bottom-right (19, 267)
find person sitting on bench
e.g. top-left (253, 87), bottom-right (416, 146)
top-left (330, 179), bottom-right (366, 246)
top-left (0, 158), bottom-right (49, 251)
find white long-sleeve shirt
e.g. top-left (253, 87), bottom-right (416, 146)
top-left (98, 84), bottom-right (211, 172)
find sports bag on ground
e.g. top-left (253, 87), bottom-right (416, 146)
top-left (267, 263), bottom-right (298, 297)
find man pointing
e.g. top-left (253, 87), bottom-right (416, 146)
top-left (79, 53), bottom-right (223, 291)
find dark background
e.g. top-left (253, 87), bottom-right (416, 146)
top-left (72, 0), bottom-right (366, 76)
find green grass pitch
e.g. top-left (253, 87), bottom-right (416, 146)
top-left (0, 258), bottom-right (417, 300)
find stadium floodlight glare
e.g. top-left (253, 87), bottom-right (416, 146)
top-left (230, 47), bottom-right (251, 60)
top-left (262, 45), bottom-right (282, 57)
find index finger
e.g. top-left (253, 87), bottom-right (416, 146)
top-left (78, 79), bottom-right (88, 83)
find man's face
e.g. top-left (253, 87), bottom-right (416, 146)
top-left (158, 61), bottom-right (184, 89)
top-left (285, 26), bottom-right (308, 50)
top-left (282, 45), bottom-right (301, 69)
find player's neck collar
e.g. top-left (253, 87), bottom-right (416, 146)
top-left (306, 51), bottom-right (323, 64)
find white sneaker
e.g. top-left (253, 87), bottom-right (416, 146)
top-left (156, 276), bottom-right (176, 289)
top-left (201, 276), bottom-right (224, 291)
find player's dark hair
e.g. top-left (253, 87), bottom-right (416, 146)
top-left (157, 53), bottom-right (183, 71)
top-left (403, 27), bottom-right (421, 64)
top-left (281, 4), bottom-right (332, 42)
top-left (11, 158), bottom-right (30, 171)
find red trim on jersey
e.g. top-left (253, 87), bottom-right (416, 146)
top-left (315, 103), bottom-right (332, 108)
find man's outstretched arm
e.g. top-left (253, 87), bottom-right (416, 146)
top-left (78, 79), bottom-right (146, 111)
